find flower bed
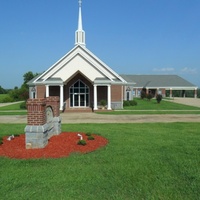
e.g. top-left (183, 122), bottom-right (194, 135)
top-left (0, 132), bottom-right (108, 159)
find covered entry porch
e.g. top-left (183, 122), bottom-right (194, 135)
top-left (43, 77), bottom-right (112, 111)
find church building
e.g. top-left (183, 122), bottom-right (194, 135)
top-left (28, 0), bottom-right (198, 112)
top-left (28, 0), bottom-right (131, 111)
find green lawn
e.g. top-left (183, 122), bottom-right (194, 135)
top-left (0, 102), bottom-right (27, 115)
top-left (0, 99), bottom-right (200, 115)
top-left (98, 110), bottom-right (200, 115)
top-left (0, 102), bottom-right (25, 110)
top-left (0, 123), bottom-right (200, 199)
top-left (124, 98), bottom-right (199, 110)
top-left (99, 98), bottom-right (200, 114)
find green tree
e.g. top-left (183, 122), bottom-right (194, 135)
top-left (23, 71), bottom-right (38, 84)
top-left (0, 86), bottom-right (6, 94)
top-left (9, 71), bottom-right (38, 101)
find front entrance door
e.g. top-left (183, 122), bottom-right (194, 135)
top-left (73, 94), bottom-right (86, 107)
top-left (70, 80), bottom-right (90, 108)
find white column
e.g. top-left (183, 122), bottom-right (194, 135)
top-left (107, 85), bottom-right (111, 110)
top-left (60, 85), bottom-right (64, 110)
top-left (93, 84), bottom-right (98, 110)
top-left (170, 88), bottom-right (172, 98)
top-left (45, 85), bottom-right (49, 97)
top-left (194, 88), bottom-right (197, 98)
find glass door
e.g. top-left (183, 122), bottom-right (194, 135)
top-left (70, 80), bottom-right (90, 108)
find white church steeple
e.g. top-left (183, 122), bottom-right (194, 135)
top-left (75, 0), bottom-right (86, 47)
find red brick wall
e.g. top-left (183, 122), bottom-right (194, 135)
top-left (36, 85), bottom-right (46, 98)
top-left (26, 98), bottom-right (46, 125)
top-left (26, 96), bottom-right (60, 125)
top-left (111, 85), bottom-right (122, 101)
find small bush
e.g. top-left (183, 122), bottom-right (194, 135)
top-left (14, 134), bottom-right (20, 137)
top-left (140, 90), bottom-right (146, 99)
top-left (20, 101), bottom-right (27, 109)
top-left (156, 94), bottom-right (163, 103)
top-left (86, 133), bottom-right (92, 136)
top-left (77, 140), bottom-right (87, 146)
top-left (123, 100), bottom-right (137, 107)
top-left (129, 100), bottom-right (137, 106)
top-left (100, 99), bottom-right (107, 107)
top-left (147, 93), bottom-right (153, 101)
top-left (87, 136), bottom-right (95, 140)
top-left (123, 101), bottom-right (130, 107)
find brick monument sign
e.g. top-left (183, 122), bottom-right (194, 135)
top-left (25, 96), bottom-right (61, 149)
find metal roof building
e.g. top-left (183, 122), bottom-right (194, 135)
top-left (120, 74), bottom-right (198, 99)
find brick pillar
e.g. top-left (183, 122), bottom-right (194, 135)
top-left (25, 97), bottom-right (61, 149)
top-left (26, 98), bottom-right (46, 125)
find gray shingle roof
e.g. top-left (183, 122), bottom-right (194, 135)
top-left (120, 75), bottom-right (196, 88)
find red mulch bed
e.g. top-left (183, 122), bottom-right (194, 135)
top-left (0, 132), bottom-right (108, 159)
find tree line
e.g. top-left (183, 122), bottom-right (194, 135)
top-left (0, 71), bottom-right (38, 103)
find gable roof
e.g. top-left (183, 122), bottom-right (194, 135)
top-left (32, 45), bottom-right (126, 85)
top-left (120, 75), bottom-right (197, 89)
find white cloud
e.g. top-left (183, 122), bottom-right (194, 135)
top-left (180, 67), bottom-right (197, 74)
top-left (153, 67), bottom-right (175, 72)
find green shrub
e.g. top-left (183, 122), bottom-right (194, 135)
top-left (140, 90), bottom-right (146, 99)
top-left (14, 134), bottom-right (20, 137)
top-left (0, 96), bottom-right (14, 103)
top-left (77, 140), bottom-right (87, 146)
top-left (147, 93), bottom-right (153, 101)
top-left (20, 101), bottom-right (27, 109)
top-left (129, 100), bottom-right (137, 106)
top-left (86, 133), bottom-right (91, 136)
top-left (87, 136), bottom-right (95, 140)
top-left (123, 100), bottom-right (137, 107)
top-left (156, 94), bottom-right (163, 103)
top-left (123, 101), bottom-right (130, 107)
top-left (100, 99), bottom-right (107, 107)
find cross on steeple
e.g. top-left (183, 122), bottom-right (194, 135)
top-left (75, 0), bottom-right (85, 46)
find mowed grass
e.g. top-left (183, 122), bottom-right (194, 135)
top-left (0, 123), bottom-right (200, 199)
top-left (0, 102), bottom-right (25, 110)
top-left (124, 98), bottom-right (199, 110)
top-left (99, 98), bottom-right (200, 114)
top-left (0, 102), bottom-right (27, 115)
top-left (1, 98), bottom-right (200, 115)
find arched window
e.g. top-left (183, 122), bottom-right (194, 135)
top-left (69, 80), bottom-right (89, 107)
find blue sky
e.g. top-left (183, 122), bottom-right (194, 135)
top-left (0, 0), bottom-right (200, 89)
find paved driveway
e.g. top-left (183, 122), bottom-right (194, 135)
top-left (171, 97), bottom-right (200, 108)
